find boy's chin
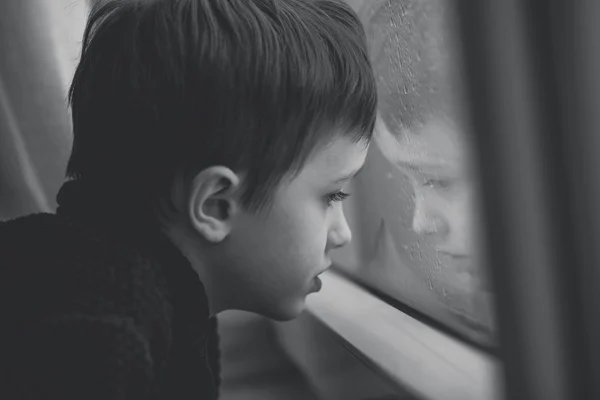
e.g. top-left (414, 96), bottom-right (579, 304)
top-left (258, 299), bottom-right (306, 322)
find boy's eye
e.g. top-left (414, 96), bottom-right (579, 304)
top-left (326, 191), bottom-right (351, 207)
top-left (423, 178), bottom-right (451, 190)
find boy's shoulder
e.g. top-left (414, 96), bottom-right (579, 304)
top-left (0, 212), bottom-right (172, 321)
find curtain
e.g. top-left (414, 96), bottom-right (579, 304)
top-left (0, 0), bottom-right (88, 220)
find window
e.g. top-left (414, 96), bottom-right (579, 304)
top-left (330, 0), bottom-right (496, 348)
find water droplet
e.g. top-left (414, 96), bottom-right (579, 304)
top-left (408, 250), bottom-right (417, 260)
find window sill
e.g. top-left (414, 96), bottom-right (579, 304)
top-left (276, 269), bottom-right (502, 400)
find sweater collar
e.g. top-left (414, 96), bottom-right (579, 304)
top-left (55, 179), bottom-right (211, 325)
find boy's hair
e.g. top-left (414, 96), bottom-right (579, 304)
top-left (362, 0), bottom-right (458, 134)
top-left (67, 0), bottom-right (377, 217)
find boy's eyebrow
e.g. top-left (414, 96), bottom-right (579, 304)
top-left (396, 159), bottom-right (450, 174)
top-left (333, 165), bottom-right (365, 184)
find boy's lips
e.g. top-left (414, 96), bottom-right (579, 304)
top-left (436, 251), bottom-right (475, 274)
top-left (436, 252), bottom-right (489, 290)
top-left (318, 261), bottom-right (333, 276)
top-left (437, 250), bottom-right (469, 259)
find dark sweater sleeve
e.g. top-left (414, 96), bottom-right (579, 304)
top-left (2, 313), bottom-right (158, 400)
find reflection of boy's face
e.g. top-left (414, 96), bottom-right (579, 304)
top-left (374, 116), bottom-right (486, 291)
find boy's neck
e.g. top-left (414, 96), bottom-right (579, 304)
top-left (163, 221), bottom-right (227, 317)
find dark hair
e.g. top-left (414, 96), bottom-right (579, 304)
top-left (67, 0), bottom-right (377, 217)
top-left (362, 0), bottom-right (459, 134)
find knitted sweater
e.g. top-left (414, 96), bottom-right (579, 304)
top-left (0, 181), bottom-right (221, 399)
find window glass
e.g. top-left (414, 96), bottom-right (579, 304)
top-left (333, 0), bottom-right (496, 347)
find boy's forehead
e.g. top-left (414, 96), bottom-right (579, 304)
top-left (375, 117), bottom-right (465, 168)
top-left (303, 137), bottom-right (369, 180)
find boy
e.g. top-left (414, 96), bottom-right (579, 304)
top-left (0, 0), bottom-right (377, 398)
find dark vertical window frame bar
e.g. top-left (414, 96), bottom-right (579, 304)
top-left (453, 1), bottom-right (574, 399)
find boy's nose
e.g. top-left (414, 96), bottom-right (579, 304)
top-left (412, 199), bottom-right (444, 236)
top-left (329, 209), bottom-right (352, 249)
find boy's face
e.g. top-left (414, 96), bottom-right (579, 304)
top-left (374, 116), bottom-right (486, 292)
top-left (219, 136), bottom-right (369, 320)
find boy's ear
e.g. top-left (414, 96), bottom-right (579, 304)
top-left (187, 166), bottom-right (242, 243)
